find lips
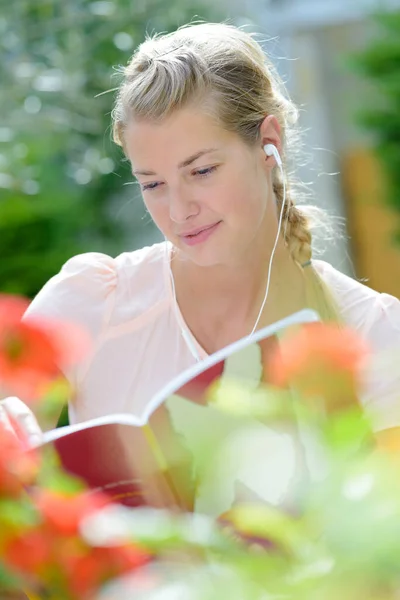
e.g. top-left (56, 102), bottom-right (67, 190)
top-left (179, 222), bottom-right (221, 238)
top-left (178, 221), bottom-right (222, 247)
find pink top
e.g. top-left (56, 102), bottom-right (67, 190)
top-left (24, 242), bottom-right (400, 431)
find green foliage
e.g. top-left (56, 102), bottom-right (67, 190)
top-left (97, 402), bottom-right (400, 600)
top-left (346, 10), bottom-right (400, 240)
top-left (0, 0), bottom-right (224, 297)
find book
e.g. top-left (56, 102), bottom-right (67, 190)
top-left (40, 309), bottom-right (320, 512)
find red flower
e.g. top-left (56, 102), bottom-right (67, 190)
top-left (268, 323), bottom-right (370, 412)
top-left (4, 528), bottom-right (52, 573)
top-left (35, 489), bottom-right (110, 536)
top-left (65, 545), bottom-right (151, 597)
top-left (0, 293), bottom-right (91, 402)
top-left (65, 550), bottom-right (103, 597)
top-left (0, 421), bottom-right (39, 497)
top-left (3, 489), bottom-right (151, 599)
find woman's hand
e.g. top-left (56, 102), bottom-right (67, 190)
top-left (0, 396), bottom-right (43, 447)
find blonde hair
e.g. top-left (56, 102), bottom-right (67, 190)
top-left (112, 22), bottom-right (342, 323)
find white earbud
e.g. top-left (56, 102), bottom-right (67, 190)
top-left (263, 143), bottom-right (282, 167)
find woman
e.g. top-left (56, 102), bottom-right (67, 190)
top-left (2, 22), bottom-right (400, 446)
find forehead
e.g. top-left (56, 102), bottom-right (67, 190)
top-left (124, 107), bottom-right (238, 167)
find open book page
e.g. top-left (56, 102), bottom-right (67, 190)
top-left (40, 309), bottom-right (321, 512)
top-left (142, 308), bottom-right (320, 422)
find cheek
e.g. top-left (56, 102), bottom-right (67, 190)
top-left (219, 175), bottom-right (267, 222)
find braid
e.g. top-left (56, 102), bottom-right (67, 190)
top-left (272, 178), bottom-right (342, 324)
top-left (272, 180), bottom-right (312, 266)
top-left (285, 205), bottom-right (312, 266)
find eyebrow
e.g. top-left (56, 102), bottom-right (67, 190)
top-left (132, 148), bottom-right (219, 177)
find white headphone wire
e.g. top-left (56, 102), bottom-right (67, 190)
top-left (249, 167), bottom-right (286, 336)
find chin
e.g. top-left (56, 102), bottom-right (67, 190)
top-left (178, 245), bottom-right (232, 268)
top-left (190, 256), bottom-right (222, 268)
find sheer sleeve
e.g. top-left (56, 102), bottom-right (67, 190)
top-left (361, 293), bottom-right (400, 431)
top-left (23, 252), bottom-right (117, 389)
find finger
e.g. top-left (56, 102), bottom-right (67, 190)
top-left (2, 397), bottom-right (43, 447)
top-left (0, 402), bottom-right (15, 435)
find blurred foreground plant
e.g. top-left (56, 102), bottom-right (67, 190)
top-left (0, 293), bottom-right (152, 599)
top-left (1, 292), bottom-right (400, 599)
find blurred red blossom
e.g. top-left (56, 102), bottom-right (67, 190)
top-left (0, 293), bottom-right (91, 402)
top-left (34, 489), bottom-right (110, 536)
top-left (3, 489), bottom-right (151, 598)
top-left (268, 322), bottom-right (370, 412)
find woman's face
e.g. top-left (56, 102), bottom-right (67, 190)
top-left (124, 106), bottom-right (278, 267)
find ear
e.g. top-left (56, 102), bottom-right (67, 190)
top-left (259, 115), bottom-right (282, 166)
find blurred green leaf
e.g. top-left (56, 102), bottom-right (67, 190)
top-left (221, 503), bottom-right (311, 558)
top-left (0, 497), bottom-right (38, 529)
top-left (321, 406), bottom-right (373, 456)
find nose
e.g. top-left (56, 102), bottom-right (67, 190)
top-left (169, 184), bottom-right (200, 223)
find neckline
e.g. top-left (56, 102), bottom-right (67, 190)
top-left (161, 241), bottom-right (325, 360)
top-left (163, 241), bottom-right (209, 360)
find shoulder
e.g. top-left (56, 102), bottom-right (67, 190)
top-left (24, 251), bottom-right (117, 334)
top-left (110, 241), bottom-right (169, 325)
top-left (113, 241), bottom-right (167, 291)
top-left (313, 259), bottom-right (400, 346)
top-left (24, 241), bottom-right (169, 335)
top-left (314, 260), bottom-right (400, 431)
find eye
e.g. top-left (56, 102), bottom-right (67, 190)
top-left (193, 165), bottom-right (218, 178)
top-left (141, 181), bottom-right (162, 192)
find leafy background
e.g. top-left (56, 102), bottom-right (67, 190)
top-left (2, 2), bottom-right (400, 298)
top-left (347, 9), bottom-right (400, 241)
top-left (0, 0), bottom-right (226, 297)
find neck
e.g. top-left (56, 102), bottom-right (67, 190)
top-left (171, 237), bottom-right (307, 335)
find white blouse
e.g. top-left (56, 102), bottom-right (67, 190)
top-left (24, 241), bottom-right (400, 432)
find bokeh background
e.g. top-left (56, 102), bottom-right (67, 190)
top-left (1, 0), bottom-right (400, 299)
